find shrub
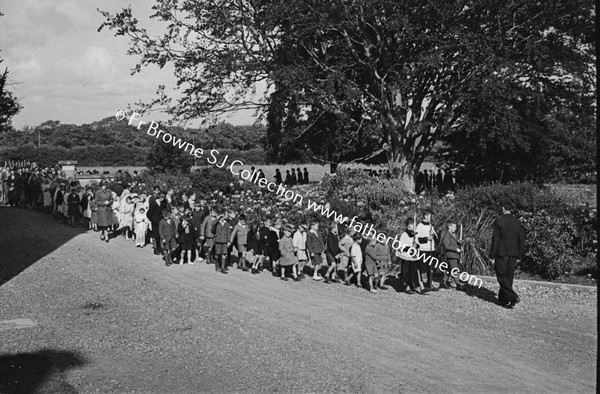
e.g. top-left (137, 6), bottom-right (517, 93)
top-left (322, 173), bottom-right (597, 279)
top-left (190, 166), bottom-right (237, 194)
top-left (218, 149), bottom-right (266, 165)
top-left (518, 212), bottom-right (579, 279)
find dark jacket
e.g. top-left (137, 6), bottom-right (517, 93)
top-left (200, 215), bottom-right (216, 238)
top-left (191, 210), bottom-right (205, 232)
top-left (266, 228), bottom-right (281, 260)
top-left (306, 230), bottom-right (325, 254)
top-left (490, 214), bottom-right (526, 259)
top-left (247, 229), bottom-right (260, 253)
top-left (159, 218), bottom-right (177, 241)
top-left (212, 220), bottom-right (231, 244)
top-left (258, 226), bottom-right (270, 254)
top-left (441, 231), bottom-right (461, 260)
top-left (147, 199), bottom-right (166, 224)
top-left (326, 231), bottom-right (341, 256)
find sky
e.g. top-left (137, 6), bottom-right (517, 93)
top-left (0, 0), bottom-right (258, 130)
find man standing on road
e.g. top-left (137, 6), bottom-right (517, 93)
top-left (490, 204), bottom-right (526, 308)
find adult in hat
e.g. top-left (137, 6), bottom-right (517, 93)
top-left (95, 180), bottom-right (114, 242)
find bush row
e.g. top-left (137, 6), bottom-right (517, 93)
top-left (322, 169), bottom-right (597, 280)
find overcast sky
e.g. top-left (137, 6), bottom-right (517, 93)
top-left (0, 0), bottom-right (257, 130)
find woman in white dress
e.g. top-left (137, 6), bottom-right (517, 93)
top-left (42, 177), bottom-right (52, 213)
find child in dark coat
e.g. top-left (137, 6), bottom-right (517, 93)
top-left (306, 221), bottom-right (325, 280)
top-left (440, 220), bottom-right (465, 291)
top-left (67, 188), bottom-right (81, 227)
top-left (178, 215), bottom-right (197, 265)
top-left (212, 212), bottom-right (231, 273)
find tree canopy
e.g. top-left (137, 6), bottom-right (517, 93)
top-left (98, 0), bottom-right (596, 186)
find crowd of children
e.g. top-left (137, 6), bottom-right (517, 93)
top-left (89, 183), bottom-right (468, 294)
top-left (2, 166), bottom-right (468, 294)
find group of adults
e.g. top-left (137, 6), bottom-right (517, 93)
top-left (0, 164), bottom-right (63, 209)
top-left (275, 167), bottom-right (310, 186)
top-left (416, 169), bottom-right (455, 195)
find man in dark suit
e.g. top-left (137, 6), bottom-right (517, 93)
top-left (490, 205), bottom-right (526, 308)
top-left (147, 192), bottom-right (167, 255)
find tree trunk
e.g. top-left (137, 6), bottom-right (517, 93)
top-left (388, 152), bottom-right (416, 193)
top-left (328, 144), bottom-right (338, 173)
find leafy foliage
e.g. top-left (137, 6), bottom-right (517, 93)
top-left (321, 170), bottom-right (597, 279)
top-left (0, 143), bottom-right (148, 167)
top-left (190, 167), bottom-right (237, 194)
top-left (146, 138), bottom-right (192, 174)
top-left (98, 0), bottom-right (594, 187)
top-left (0, 60), bottom-right (21, 132)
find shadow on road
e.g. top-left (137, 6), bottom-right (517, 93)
top-left (0, 349), bottom-right (87, 393)
top-left (464, 283), bottom-right (499, 305)
top-left (0, 207), bottom-right (88, 287)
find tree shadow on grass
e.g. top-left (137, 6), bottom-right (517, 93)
top-left (0, 349), bottom-right (87, 394)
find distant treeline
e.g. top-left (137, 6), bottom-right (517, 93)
top-left (0, 117), bottom-right (268, 166)
top-left (0, 143), bottom-right (266, 167)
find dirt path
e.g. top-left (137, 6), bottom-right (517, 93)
top-left (0, 208), bottom-right (596, 393)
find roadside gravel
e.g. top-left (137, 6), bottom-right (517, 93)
top-left (0, 207), bottom-right (596, 393)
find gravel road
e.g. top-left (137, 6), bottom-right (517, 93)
top-left (0, 207), bottom-right (596, 393)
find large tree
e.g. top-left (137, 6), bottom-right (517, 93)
top-left (0, 12), bottom-right (21, 132)
top-left (99, 0), bottom-right (595, 188)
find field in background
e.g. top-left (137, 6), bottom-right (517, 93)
top-left (79, 162), bottom-right (441, 184)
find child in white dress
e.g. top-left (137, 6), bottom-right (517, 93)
top-left (134, 206), bottom-right (148, 247)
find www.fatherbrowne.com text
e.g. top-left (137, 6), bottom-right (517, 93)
top-left (118, 110), bottom-right (483, 287)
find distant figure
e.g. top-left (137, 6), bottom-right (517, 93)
top-left (303, 168), bottom-right (309, 184)
top-left (436, 170), bottom-right (443, 193)
top-left (250, 166), bottom-right (257, 182)
top-left (275, 169), bottom-right (282, 185)
top-left (416, 171), bottom-right (424, 194)
top-left (443, 170), bottom-right (454, 192)
top-left (296, 167), bottom-right (303, 184)
top-left (423, 170), bottom-right (430, 192)
top-left (285, 170), bottom-right (292, 185)
top-left (291, 168), bottom-right (297, 185)
top-left (258, 169), bottom-right (266, 181)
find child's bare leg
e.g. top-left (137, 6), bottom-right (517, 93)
top-left (417, 268), bottom-right (425, 291)
top-left (379, 272), bottom-right (387, 289)
top-left (325, 264), bottom-right (334, 280)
